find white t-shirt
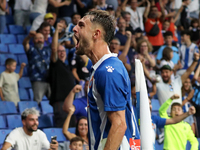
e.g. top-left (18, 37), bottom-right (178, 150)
top-left (5, 127), bottom-right (50, 150)
top-left (14, 0), bottom-right (32, 11)
top-left (125, 6), bottom-right (145, 31)
top-left (156, 76), bottom-right (182, 114)
top-left (31, 0), bottom-right (48, 14)
top-left (0, 72), bottom-right (20, 106)
top-left (30, 14), bottom-right (45, 31)
top-left (157, 60), bottom-right (174, 69)
top-left (188, 0), bottom-right (199, 12)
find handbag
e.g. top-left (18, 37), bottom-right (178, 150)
top-left (148, 19), bottom-right (160, 36)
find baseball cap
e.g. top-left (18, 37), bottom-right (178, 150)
top-left (107, 5), bottom-right (114, 10)
top-left (160, 64), bottom-right (172, 71)
top-left (44, 13), bottom-right (54, 19)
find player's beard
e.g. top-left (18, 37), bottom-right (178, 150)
top-left (27, 124), bottom-right (38, 132)
top-left (76, 37), bottom-right (91, 56)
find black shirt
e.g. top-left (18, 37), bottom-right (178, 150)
top-left (49, 59), bottom-right (75, 105)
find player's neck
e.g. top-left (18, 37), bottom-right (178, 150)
top-left (23, 126), bottom-right (33, 136)
top-left (185, 40), bottom-right (191, 47)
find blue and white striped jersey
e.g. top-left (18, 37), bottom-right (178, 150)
top-left (87, 53), bottom-right (138, 150)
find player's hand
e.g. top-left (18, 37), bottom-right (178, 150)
top-left (170, 94), bottom-right (180, 100)
top-left (28, 31), bottom-right (36, 38)
top-left (188, 106), bottom-right (196, 115)
top-left (72, 85), bottom-right (82, 94)
top-left (50, 140), bottom-right (59, 150)
top-left (56, 22), bottom-right (64, 32)
top-left (21, 63), bottom-right (26, 68)
top-left (194, 52), bottom-right (200, 61)
top-left (68, 106), bottom-right (75, 115)
top-left (125, 31), bottom-right (132, 38)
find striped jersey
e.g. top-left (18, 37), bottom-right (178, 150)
top-left (87, 53), bottom-right (138, 150)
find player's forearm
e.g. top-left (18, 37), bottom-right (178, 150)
top-left (170, 112), bottom-right (189, 124)
top-left (103, 122), bottom-right (127, 150)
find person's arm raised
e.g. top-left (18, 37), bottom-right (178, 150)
top-left (143, 0), bottom-right (151, 23)
top-left (48, 0), bottom-right (71, 7)
top-left (23, 31), bottom-right (36, 52)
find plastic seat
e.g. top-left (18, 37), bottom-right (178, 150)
top-left (0, 34), bottom-right (17, 44)
top-left (18, 77), bottom-right (32, 88)
top-left (8, 25), bottom-right (25, 35)
top-left (0, 44), bottom-right (8, 53)
top-left (38, 114), bottom-right (53, 128)
top-left (15, 66), bottom-right (28, 77)
top-left (8, 44), bottom-right (25, 54)
top-left (0, 116), bottom-right (6, 129)
top-left (0, 129), bottom-right (12, 146)
top-left (43, 128), bottom-right (66, 142)
top-left (28, 88), bottom-right (34, 100)
top-left (68, 127), bottom-right (76, 134)
top-left (0, 101), bottom-right (17, 115)
top-left (151, 99), bottom-right (161, 112)
top-left (17, 54), bottom-right (28, 64)
top-left (40, 101), bottom-right (53, 114)
top-left (0, 66), bottom-right (5, 74)
top-left (18, 101), bottom-right (40, 114)
top-left (19, 88), bottom-right (30, 100)
top-left (16, 34), bottom-right (26, 44)
top-left (6, 115), bottom-right (23, 129)
top-left (6, 15), bottom-right (14, 24)
top-left (0, 54), bottom-right (18, 65)
top-left (3, 26), bottom-right (8, 34)
top-left (26, 26), bottom-right (31, 34)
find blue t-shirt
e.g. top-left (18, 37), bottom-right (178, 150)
top-left (73, 96), bottom-right (87, 118)
top-left (115, 32), bottom-right (127, 46)
top-left (156, 45), bottom-right (179, 65)
top-left (26, 46), bottom-right (51, 82)
top-left (87, 53), bottom-right (138, 150)
top-left (151, 115), bottom-right (166, 129)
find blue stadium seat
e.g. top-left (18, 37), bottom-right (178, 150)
top-left (0, 34), bottom-right (17, 44)
top-left (42, 95), bottom-right (48, 101)
top-left (19, 88), bottom-right (30, 100)
top-left (6, 15), bottom-right (14, 24)
top-left (0, 66), bottom-right (5, 74)
top-left (0, 129), bottom-right (12, 146)
top-left (0, 116), bottom-right (6, 129)
top-left (28, 88), bottom-right (34, 100)
top-left (6, 115), bottom-right (23, 129)
top-left (16, 34), bottom-right (26, 44)
top-left (0, 101), bottom-right (17, 115)
top-left (0, 54), bottom-right (17, 65)
top-left (0, 44), bottom-right (8, 53)
top-left (26, 26), bottom-right (31, 34)
top-left (8, 44), bottom-right (25, 54)
top-left (8, 25), bottom-right (25, 35)
top-left (18, 77), bottom-right (32, 88)
top-left (43, 128), bottom-right (66, 142)
top-left (18, 101), bottom-right (39, 114)
top-left (151, 99), bottom-right (160, 112)
top-left (15, 66), bottom-right (28, 77)
top-left (68, 127), bottom-right (76, 134)
top-left (38, 114), bottom-right (53, 128)
top-left (40, 101), bottom-right (53, 114)
top-left (3, 26), bottom-right (8, 34)
top-left (17, 54), bottom-right (28, 64)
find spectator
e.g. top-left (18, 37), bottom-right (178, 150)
top-left (156, 52), bottom-right (199, 114)
top-left (0, 0), bottom-right (6, 34)
top-left (109, 31), bottom-right (132, 72)
top-left (156, 31), bottom-right (180, 66)
top-left (189, 18), bottom-right (200, 42)
top-left (23, 31), bottom-right (51, 103)
top-left (96, 0), bottom-right (108, 10)
top-left (159, 95), bottom-right (198, 150)
top-left (14, 0), bottom-right (32, 27)
top-left (106, 5), bottom-right (115, 19)
top-left (38, 22), bottom-right (52, 47)
top-left (144, 1), bottom-right (165, 52)
top-left (63, 82), bottom-right (88, 119)
top-left (181, 77), bottom-right (195, 134)
top-left (121, 11), bottom-right (135, 34)
top-left (29, 0), bottom-right (71, 24)
top-left (178, 30), bottom-right (199, 75)
top-left (0, 58), bottom-right (26, 106)
top-left (1, 108), bottom-right (59, 150)
top-left (75, 0), bottom-right (91, 17)
top-left (69, 136), bottom-right (84, 150)
top-left (122, 0), bottom-right (146, 31)
top-left (180, 0), bottom-right (191, 30)
top-left (49, 23), bottom-right (75, 127)
top-left (63, 107), bottom-right (88, 149)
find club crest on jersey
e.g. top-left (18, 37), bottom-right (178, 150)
top-left (106, 66), bottom-right (114, 72)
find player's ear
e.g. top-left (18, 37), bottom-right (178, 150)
top-left (93, 29), bottom-right (101, 40)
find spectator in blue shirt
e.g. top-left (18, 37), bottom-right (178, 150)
top-left (23, 31), bottom-right (51, 103)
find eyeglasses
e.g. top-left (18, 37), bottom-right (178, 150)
top-left (169, 84), bottom-right (173, 92)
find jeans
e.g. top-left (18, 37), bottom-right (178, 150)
top-left (29, 12), bottom-right (41, 24)
top-left (0, 15), bottom-right (6, 34)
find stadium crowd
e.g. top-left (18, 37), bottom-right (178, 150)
top-left (0, 0), bottom-right (200, 149)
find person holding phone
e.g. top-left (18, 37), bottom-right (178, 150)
top-left (1, 108), bottom-right (58, 150)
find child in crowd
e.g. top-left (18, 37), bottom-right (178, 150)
top-left (189, 19), bottom-right (200, 42)
top-left (0, 58), bottom-right (26, 106)
top-left (159, 94), bottom-right (198, 150)
top-left (69, 136), bottom-right (84, 150)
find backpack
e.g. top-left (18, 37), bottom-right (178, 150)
top-left (148, 19), bottom-right (160, 36)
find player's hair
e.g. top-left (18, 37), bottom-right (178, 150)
top-left (163, 31), bottom-right (173, 38)
top-left (161, 47), bottom-right (173, 61)
top-left (136, 39), bottom-right (153, 53)
top-left (171, 103), bottom-right (182, 112)
top-left (70, 136), bottom-right (84, 145)
top-left (84, 10), bottom-right (115, 45)
top-left (21, 107), bottom-right (40, 120)
top-left (5, 58), bottom-right (16, 66)
top-left (75, 116), bottom-right (88, 136)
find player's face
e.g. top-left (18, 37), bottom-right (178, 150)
top-left (161, 69), bottom-right (172, 83)
top-left (78, 119), bottom-right (88, 136)
top-left (23, 114), bottom-right (39, 132)
top-left (140, 42), bottom-right (148, 54)
top-left (69, 141), bottom-right (83, 150)
top-left (109, 39), bottom-right (120, 53)
top-left (183, 78), bottom-right (191, 91)
top-left (171, 106), bottom-right (183, 118)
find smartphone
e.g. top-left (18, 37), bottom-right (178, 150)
top-left (51, 136), bottom-right (57, 144)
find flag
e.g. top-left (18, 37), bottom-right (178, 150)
top-left (135, 59), bottom-right (154, 150)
